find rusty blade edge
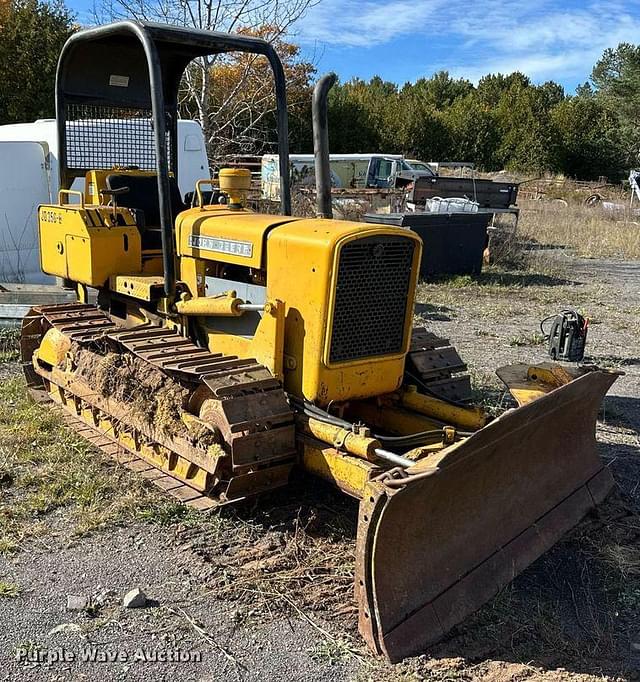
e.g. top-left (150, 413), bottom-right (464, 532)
top-left (379, 465), bottom-right (614, 662)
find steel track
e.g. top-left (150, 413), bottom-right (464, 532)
top-left (21, 303), bottom-right (297, 509)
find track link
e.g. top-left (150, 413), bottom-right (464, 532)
top-left (21, 303), bottom-right (297, 508)
top-left (406, 327), bottom-right (473, 403)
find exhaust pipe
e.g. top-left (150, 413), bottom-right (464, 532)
top-left (312, 73), bottom-right (337, 219)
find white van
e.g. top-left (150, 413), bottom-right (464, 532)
top-left (0, 119), bottom-right (209, 283)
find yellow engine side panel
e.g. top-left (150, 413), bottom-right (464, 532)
top-left (39, 204), bottom-right (141, 287)
top-left (176, 206), bottom-right (299, 269)
top-left (266, 219), bottom-right (422, 404)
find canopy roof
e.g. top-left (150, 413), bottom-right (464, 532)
top-left (57, 21), bottom-right (287, 113)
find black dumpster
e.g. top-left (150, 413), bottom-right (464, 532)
top-left (363, 212), bottom-right (490, 278)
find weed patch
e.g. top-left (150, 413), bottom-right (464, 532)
top-left (0, 581), bottom-right (21, 598)
top-left (509, 331), bottom-right (545, 347)
top-left (0, 327), bottom-right (20, 363)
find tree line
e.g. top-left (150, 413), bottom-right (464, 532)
top-left (2, 0), bottom-right (640, 181)
top-left (315, 62), bottom-right (636, 182)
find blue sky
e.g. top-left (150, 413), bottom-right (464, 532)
top-left (294, 0), bottom-right (640, 93)
top-left (68, 0), bottom-right (640, 94)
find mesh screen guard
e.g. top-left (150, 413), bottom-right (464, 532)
top-left (64, 103), bottom-right (172, 174)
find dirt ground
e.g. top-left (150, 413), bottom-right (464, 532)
top-left (0, 244), bottom-right (639, 682)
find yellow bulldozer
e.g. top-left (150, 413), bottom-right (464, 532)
top-left (21, 21), bottom-right (618, 661)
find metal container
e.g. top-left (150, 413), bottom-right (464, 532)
top-left (363, 212), bottom-right (490, 278)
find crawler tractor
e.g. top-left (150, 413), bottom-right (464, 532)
top-left (21, 21), bottom-right (618, 661)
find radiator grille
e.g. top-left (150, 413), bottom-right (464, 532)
top-left (329, 235), bottom-right (415, 363)
top-left (65, 104), bottom-right (171, 172)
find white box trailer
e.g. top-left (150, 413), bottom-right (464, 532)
top-left (0, 141), bottom-right (51, 283)
top-left (0, 118), bottom-right (209, 284)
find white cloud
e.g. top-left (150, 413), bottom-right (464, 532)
top-left (296, 0), bottom-right (640, 84)
top-left (296, 0), bottom-right (443, 47)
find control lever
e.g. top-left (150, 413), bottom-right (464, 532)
top-left (100, 186), bottom-right (130, 224)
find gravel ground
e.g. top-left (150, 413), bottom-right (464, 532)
top-left (0, 525), bottom-right (358, 682)
top-left (0, 252), bottom-right (638, 682)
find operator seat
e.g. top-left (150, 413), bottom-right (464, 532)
top-left (105, 174), bottom-right (187, 249)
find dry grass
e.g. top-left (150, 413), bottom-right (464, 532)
top-left (259, 179), bottom-right (640, 261)
top-left (0, 373), bottom-right (361, 639)
top-left (519, 201), bottom-right (640, 259)
top-left (0, 374), bottom-right (180, 552)
top-left (415, 268), bottom-right (579, 325)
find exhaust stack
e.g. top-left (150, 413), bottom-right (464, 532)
top-left (312, 73), bottom-right (337, 219)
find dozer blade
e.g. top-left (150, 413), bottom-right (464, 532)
top-left (356, 369), bottom-right (618, 662)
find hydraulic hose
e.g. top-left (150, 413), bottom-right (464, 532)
top-left (288, 394), bottom-right (469, 451)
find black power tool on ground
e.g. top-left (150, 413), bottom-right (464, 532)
top-left (541, 310), bottom-right (589, 362)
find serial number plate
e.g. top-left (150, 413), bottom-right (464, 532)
top-left (40, 210), bottom-right (63, 224)
top-left (188, 234), bottom-right (253, 258)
